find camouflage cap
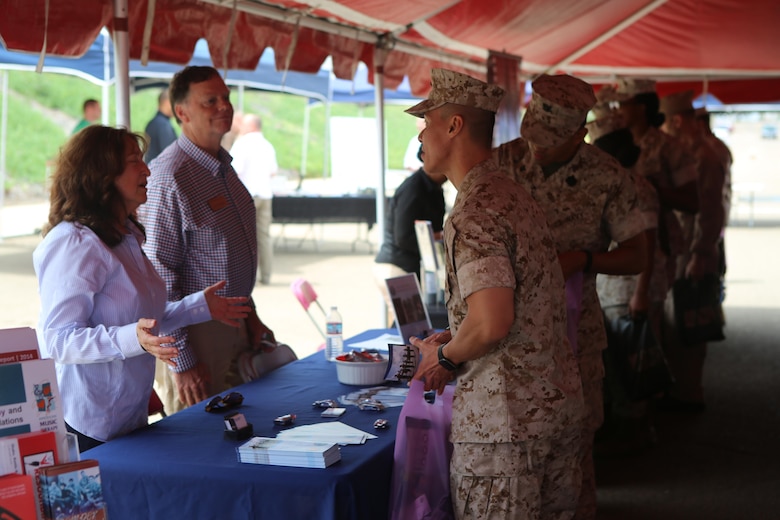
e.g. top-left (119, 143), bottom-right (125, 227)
top-left (521, 74), bottom-right (596, 148)
top-left (596, 84), bottom-right (621, 104)
top-left (586, 112), bottom-right (626, 141)
top-left (659, 90), bottom-right (695, 116)
top-left (405, 68), bottom-right (505, 118)
top-left (591, 101), bottom-right (614, 120)
top-left (615, 78), bottom-right (657, 101)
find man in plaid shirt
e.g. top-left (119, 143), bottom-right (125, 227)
top-left (140, 66), bottom-right (276, 414)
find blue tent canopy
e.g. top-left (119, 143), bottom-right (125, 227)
top-left (0, 32), bottom-right (419, 104)
top-left (0, 31), bottom-right (117, 86)
top-left (0, 32), bottom-right (332, 101)
top-left (328, 62), bottom-right (417, 104)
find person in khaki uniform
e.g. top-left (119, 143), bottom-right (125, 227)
top-left (495, 74), bottom-right (647, 520)
top-left (408, 69), bottom-right (585, 520)
top-left (588, 105), bottom-right (665, 455)
top-left (695, 106), bottom-right (732, 282)
top-left (615, 78), bottom-right (700, 289)
top-left (659, 91), bottom-right (727, 411)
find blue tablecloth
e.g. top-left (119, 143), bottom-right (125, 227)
top-left (87, 329), bottom-right (403, 520)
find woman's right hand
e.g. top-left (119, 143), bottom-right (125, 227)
top-left (136, 318), bottom-right (178, 367)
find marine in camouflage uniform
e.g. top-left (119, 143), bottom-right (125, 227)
top-left (660, 91), bottom-right (727, 408)
top-left (446, 161), bottom-right (585, 519)
top-left (616, 78), bottom-right (699, 289)
top-left (588, 111), bottom-right (665, 454)
top-left (495, 74), bottom-right (646, 520)
top-left (407, 69), bottom-right (586, 520)
top-left (696, 107), bottom-right (733, 279)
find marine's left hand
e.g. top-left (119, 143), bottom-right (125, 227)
top-left (409, 335), bottom-right (455, 394)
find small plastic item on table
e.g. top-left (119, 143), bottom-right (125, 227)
top-left (357, 398), bottom-right (386, 412)
top-left (273, 413), bottom-right (296, 426)
top-left (312, 399), bottom-right (339, 409)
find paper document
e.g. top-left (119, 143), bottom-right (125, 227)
top-left (276, 422), bottom-right (377, 445)
top-left (348, 333), bottom-right (403, 352)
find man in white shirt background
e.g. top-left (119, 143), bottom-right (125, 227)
top-left (402, 117), bottom-right (427, 171)
top-left (231, 113), bottom-right (279, 285)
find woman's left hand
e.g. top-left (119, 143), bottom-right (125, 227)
top-left (204, 280), bottom-right (252, 327)
top-left (136, 318), bottom-right (178, 367)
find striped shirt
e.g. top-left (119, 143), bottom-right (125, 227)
top-left (139, 135), bottom-right (257, 372)
top-left (33, 221), bottom-right (211, 441)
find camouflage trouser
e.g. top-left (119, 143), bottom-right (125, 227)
top-left (576, 363), bottom-right (604, 520)
top-left (450, 430), bottom-right (581, 520)
top-left (602, 303), bottom-right (664, 419)
top-left (662, 289), bottom-right (707, 402)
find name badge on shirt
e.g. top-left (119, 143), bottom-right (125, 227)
top-left (208, 195), bottom-right (229, 212)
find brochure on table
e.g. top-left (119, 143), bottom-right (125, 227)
top-left (0, 327), bottom-right (75, 463)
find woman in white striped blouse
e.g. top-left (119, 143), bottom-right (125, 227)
top-left (33, 126), bottom-right (251, 452)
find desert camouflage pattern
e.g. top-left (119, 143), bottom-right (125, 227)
top-left (585, 112), bottom-right (626, 141)
top-left (405, 68), bottom-right (505, 117)
top-left (675, 134), bottom-right (727, 277)
top-left (521, 74), bottom-right (596, 148)
top-left (597, 170), bottom-right (668, 306)
top-left (662, 134), bottom-right (726, 404)
top-left (495, 139), bottom-right (644, 385)
top-left (614, 77), bottom-right (657, 100)
top-left (596, 84), bottom-right (620, 104)
top-left (591, 86), bottom-right (621, 120)
top-left (635, 127), bottom-right (699, 285)
top-left (450, 430), bottom-right (581, 519)
top-left (660, 89), bottom-right (695, 116)
top-left (704, 134), bottom-right (733, 219)
top-left (444, 159), bottom-right (584, 445)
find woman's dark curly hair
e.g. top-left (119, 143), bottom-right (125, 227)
top-left (43, 125), bottom-right (147, 247)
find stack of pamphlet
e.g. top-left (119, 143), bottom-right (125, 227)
top-left (236, 437), bottom-right (341, 469)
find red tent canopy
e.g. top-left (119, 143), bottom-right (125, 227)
top-left (2, 0), bottom-right (779, 103)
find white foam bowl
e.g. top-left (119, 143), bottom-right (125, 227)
top-left (335, 359), bottom-right (389, 385)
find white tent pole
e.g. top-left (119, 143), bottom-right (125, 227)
top-left (301, 102), bottom-right (310, 179)
top-left (236, 84), bottom-right (245, 112)
top-left (101, 28), bottom-right (110, 125)
top-left (324, 71), bottom-right (333, 179)
top-left (112, 0), bottom-right (131, 128)
top-left (374, 45), bottom-right (388, 325)
top-left (324, 100), bottom-right (331, 178)
top-left (0, 71), bottom-right (7, 242)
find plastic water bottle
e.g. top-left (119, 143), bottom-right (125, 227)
top-left (325, 306), bottom-right (344, 362)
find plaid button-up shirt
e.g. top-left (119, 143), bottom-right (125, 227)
top-left (140, 135), bottom-right (257, 372)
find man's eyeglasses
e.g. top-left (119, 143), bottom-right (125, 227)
top-left (205, 392), bottom-right (244, 413)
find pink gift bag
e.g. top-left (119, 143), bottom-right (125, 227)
top-left (390, 379), bottom-right (455, 520)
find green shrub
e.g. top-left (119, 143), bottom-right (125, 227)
top-left (1, 71), bottom-right (419, 193)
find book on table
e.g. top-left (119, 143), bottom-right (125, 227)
top-left (237, 437), bottom-right (341, 469)
top-left (0, 430), bottom-right (59, 477)
top-left (0, 473), bottom-right (37, 520)
top-left (34, 459), bottom-right (107, 520)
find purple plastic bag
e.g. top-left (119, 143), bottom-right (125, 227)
top-left (566, 271), bottom-right (583, 355)
top-left (390, 379), bottom-right (455, 520)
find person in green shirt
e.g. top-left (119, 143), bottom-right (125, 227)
top-left (72, 99), bottom-right (101, 134)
